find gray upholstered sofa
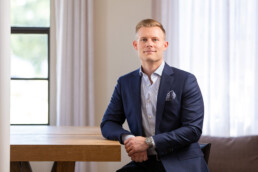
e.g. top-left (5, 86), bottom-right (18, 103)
top-left (199, 135), bottom-right (258, 172)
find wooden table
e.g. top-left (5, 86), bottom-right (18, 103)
top-left (10, 126), bottom-right (121, 172)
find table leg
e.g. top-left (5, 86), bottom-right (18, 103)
top-left (51, 161), bottom-right (75, 172)
top-left (10, 161), bottom-right (32, 172)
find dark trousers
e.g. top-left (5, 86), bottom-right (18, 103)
top-left (117, 156), bottom-right (166, 172)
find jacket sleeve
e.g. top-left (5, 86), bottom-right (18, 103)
top-left (153, 74), bottom-right (204, 157)
top-left (100, 79), bottom-right (131, 144)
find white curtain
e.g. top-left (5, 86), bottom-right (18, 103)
top-left (0, 0), bottom-right (10, 171)
top-left (153, 0), bottom-right (258, 136)
top-left (55, 0), bottom-right (95, 171)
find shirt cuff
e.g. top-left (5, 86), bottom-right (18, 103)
top-left (122, 134), bottom-right (135, 143)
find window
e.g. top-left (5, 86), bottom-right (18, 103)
top-left (11, 0), bottom-right (50, 124)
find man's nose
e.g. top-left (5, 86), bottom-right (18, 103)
top-left (146, 40), bottom-right (153, 47)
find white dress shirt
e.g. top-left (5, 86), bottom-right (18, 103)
top-left (123, 61), bottom-right (165, 155)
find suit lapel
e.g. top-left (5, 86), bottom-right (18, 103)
top-left (155, 64), bottom-right (174, 133)
top-left (132, 70), bottom-right (143, 136)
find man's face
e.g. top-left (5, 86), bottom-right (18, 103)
top-left (133, 27), bottom-right (168, 65)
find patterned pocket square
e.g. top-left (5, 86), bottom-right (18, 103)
top-left (166, 90), bottom-right (176, 101)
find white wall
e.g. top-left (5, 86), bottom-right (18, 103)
top-left (93, 0), bottom-right (152, 171)
top-left (0, 0), bottom-right (10, 171)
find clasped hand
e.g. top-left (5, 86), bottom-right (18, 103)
top-left (124, 136), bottom-right (149, 162)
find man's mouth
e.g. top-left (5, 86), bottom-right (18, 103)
top-left (144, 50), bottom-right (156, 53)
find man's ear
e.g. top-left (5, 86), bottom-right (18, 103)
top-left (164, 41), bottom-right (169, 50)
top-left (133, 40), bottom-right (138, 50)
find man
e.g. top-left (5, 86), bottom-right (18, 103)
top-left (101, 19), bottom-right (209, 172)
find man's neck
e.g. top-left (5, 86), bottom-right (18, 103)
top-left (141, 60), bottom-right (163, 78)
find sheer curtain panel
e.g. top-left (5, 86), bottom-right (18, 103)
top-left (153, 0), bottom-right (258, 136)
top-left (55, 0), bottom-right (94, 171)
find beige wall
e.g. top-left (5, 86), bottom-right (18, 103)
top-left (94, 0), bottom-right (152, 125)
top-left (93, 0), bottom-right (152, 171)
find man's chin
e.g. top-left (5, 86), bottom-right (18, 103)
top-left (142, 58), bottom-right (162, 64)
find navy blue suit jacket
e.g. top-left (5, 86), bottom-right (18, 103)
top-left (101, 63), bottom-right (209, 172)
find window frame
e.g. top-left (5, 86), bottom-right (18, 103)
top-left (10, 26), bottom-right (50, 125)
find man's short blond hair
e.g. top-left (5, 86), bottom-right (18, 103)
top-left (135, 19), bottom-right (166, 35)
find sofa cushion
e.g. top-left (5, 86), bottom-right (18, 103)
top-left (199, 135), bottom-right (258, 172)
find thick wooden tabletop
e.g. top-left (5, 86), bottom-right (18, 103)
top-left (10, 126), bottom-right (121, 162)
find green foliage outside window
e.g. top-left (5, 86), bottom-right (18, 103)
top-left (11, 0), bottom-right (50, 27)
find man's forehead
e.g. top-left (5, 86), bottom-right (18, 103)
top-left (138, 26), bottom-right (163, 33)
top-left (136, 27), bottom-right (165, 38)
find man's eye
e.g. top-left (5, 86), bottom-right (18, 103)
top-left (141, 39), bottom-right (147, 42)
top-left (153, 38), bottom-right (158, 41)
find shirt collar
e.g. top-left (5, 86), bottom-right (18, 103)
top-left (139, 61), bottom-right (165, 77)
